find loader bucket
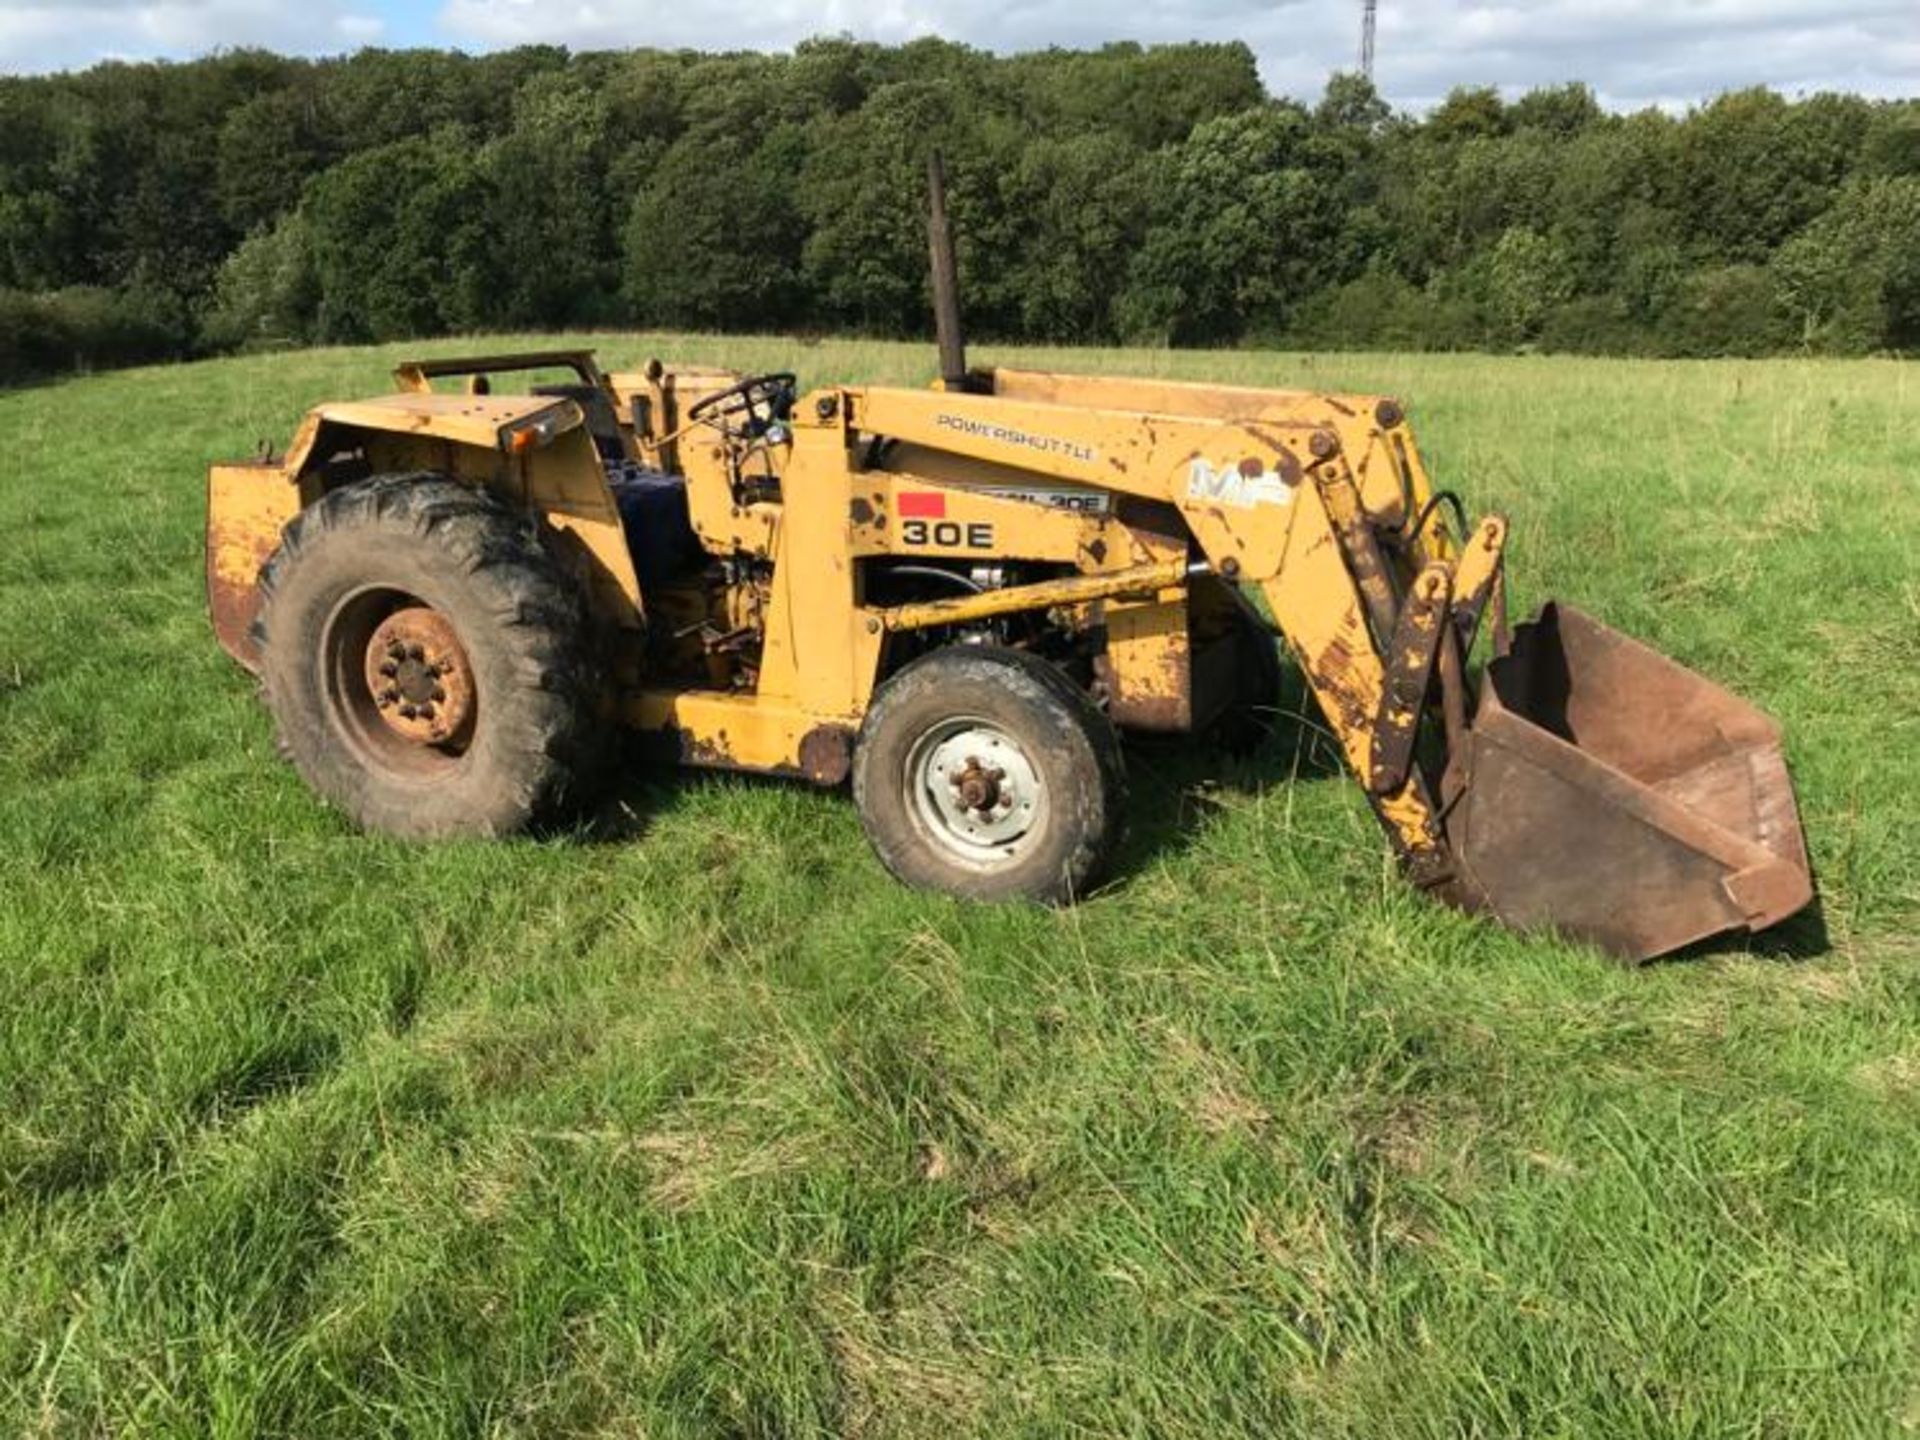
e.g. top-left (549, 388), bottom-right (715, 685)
top-left (1449, 603), bottom-right (1812, 962)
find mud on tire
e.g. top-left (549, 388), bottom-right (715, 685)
top-left (252, 474), bottom-right (603, 838)
top-left (852, 646), bottom-right (1126, 904)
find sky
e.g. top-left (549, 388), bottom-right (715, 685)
top-left (0, 0), bottom-right (1915, 111)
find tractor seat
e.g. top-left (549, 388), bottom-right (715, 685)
top-left (607, 463), bottom-right (705, 591)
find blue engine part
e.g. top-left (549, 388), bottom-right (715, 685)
top-left (607, 464), bottom-right (706, 592)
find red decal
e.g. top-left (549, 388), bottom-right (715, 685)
top-left (897, 491), bottom-right (946, 519)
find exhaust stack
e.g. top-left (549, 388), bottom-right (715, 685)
top-left (925, 151), bottom-right (971, 393)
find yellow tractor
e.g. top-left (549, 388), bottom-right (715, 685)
top-left (205, 166), bottom-right (1812, 962)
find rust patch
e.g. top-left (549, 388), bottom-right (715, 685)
top-left (1109, 692), bottom-right (1189, 731)
top-left (205, 461), bottom-right (299, 673)
top-left (1102, 598), bottom-right (1192, 733)
top-left (1366, 569), bottom-right (1449, 794)
top-left (1304, 637), bottom-right (1373, 734)
top-left (1446, 602), bottom-right (1815, 960)
top-left (364, 606), bottom-right (475, 748)
top-left (207, 559), bottom-right (264, 670)
top-left (1106, 651), bottom-right (1192, 731)
top-left (680, 729), bottom-right (736, 767)
top-left (798, 725), bottom-right (854, 786)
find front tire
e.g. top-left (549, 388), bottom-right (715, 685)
top-left (852, 646), bottom-right (1125, 903)
top-left (252, 475), bottom-right (602, 838)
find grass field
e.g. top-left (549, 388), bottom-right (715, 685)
top-left (2, 335), bottom-right (1918, 1438)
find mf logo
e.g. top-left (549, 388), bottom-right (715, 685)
top-left (1186, 457), bottom-right (1296, 509)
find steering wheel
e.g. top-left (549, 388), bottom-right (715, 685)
top-left (686, 372), bottom-right (797, 441)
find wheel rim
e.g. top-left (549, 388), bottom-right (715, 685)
top-left (321, 587), bottom-right (477, 779)
top-left (905, 717), bottom-right (1046, 868)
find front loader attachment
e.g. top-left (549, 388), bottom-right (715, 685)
top-left (1446, 604), bottom-right (1813, 962)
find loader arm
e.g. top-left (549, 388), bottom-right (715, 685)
top-left (987, 367), bottom-right (1446, 541)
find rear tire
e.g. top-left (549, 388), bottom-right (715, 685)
top-left (853, 646), bottom-right (1125, 903)
top-left (252, 475), bottom-right (602, 838)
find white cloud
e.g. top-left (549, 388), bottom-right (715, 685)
top-left (432, 0), bottom-right (1920, 109)
top-left (336, 13), bottom-right (385, 43)
top-left (434, 0), bottom-right (945, 49)
top-left (0, 0), bottom-right (385, 73)
top-left (1373, 0), bottom-right (1920, 109)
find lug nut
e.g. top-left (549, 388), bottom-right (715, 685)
top-left (431, 686), bottom-right (446, 703)
top-left (399, 703), bottom-right (418, 719)
top-left (407, 644), bottom-right (426, 662)
top-left (379, 661), bottom-right (398, 678)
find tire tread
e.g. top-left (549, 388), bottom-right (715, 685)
top-left (252, 473), bottom-right (604, 837)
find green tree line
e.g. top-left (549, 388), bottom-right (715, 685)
top-left (2, 38), bottom-right (1917, 384)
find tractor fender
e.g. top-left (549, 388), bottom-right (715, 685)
top-left (209, 393), bottom-right (644, 672)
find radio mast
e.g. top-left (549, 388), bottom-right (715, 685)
top-left (1360, 0), bottom-right (1377, 79)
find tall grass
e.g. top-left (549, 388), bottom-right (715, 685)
top-left (1, 336), bottom-right (1916, 1436)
